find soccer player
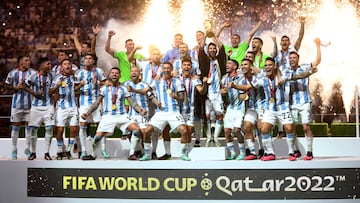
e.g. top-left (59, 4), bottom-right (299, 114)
top-left (221, 59), bottom-right (246, 160)
top-left (124, 66), bottom-right (160, 160)
top-left (23, 57), bottom-right (56, 160)
top-left (139, 62), bottom-right (191, 161)
top-left (4, 55), bottom-right (35, 160)
top-left (76, 53), bottom-right (106, 159)
top-left (52, 59), bottom-right (82, 160)
top-left (172, 43), bottom-right (201, 77)
top-left (163, 33), bottom-right (188, 63)
top-left (198, 33), bottom-right (227, 147)
top-left (179, 58), bottom-right (207, 148)
top-left (251, 37), bottom-right (271, 69)
top-left (289, 38), bottom-right (321, 160)
top-left (81, 67), bottom-right (146, 160)
top-left (232, 57), bottom-right (317, 161)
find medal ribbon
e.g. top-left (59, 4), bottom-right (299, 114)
top-left (110, 86), bottom-right (118, 106)
top-left (151, 64), bottom-right (159, 79)
top-left (267, 77), bottom-right (276, 99)
top-left (166, 79), bottom-right (172, 92)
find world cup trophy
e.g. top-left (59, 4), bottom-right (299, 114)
top-left (204, 19), bottom-right (215, 38)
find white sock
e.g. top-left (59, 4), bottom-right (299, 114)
top-left (101, 137), bottom-right (106, 151)
top-left (66, 137), bottom-right (75, 152)
top-left (206, 121), bottom-right (211, 139)
top-left (227, 142), bottom-right (235, 156)
top-left (129, 135), bottom-right (139, 155)
top-left (262, 134), bottom-right (274, 154)
top-left (286, 133), bottom-right (295, 154)
top-left (214, 120), bottom-right (223, 142)
top-left (306, 137), bottom-right (313, 152)
top-left (11, 126), bottom-right (20, 152)
top-left (246, 139), bottom-right (256, 155)
top-left (144, 142), bottom-right (152, 156)
top-left (30, 127), bottom-right (38, 153)
top-left (238, 143), bottom-right (246, 155)
top-left (79, 126), bottom-right (87, 152)
top-left (44, 126), bottom-right (53, 153)
top-left (181, 143), bottom-right (189, 155)
top-left (25, 126), bottom-right (31, 151)
top-left (164, 141), bottom-right (171, 155)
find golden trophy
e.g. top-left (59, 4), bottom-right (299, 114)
top-left (204, 19), bottom-right (215, 38)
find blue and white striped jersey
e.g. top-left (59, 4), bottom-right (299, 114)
top-left (25, 71), bottom-right (55, 107)
top-left (222, 74), bottom-right (245, 111)
top-left (5, 68), bottom-right (36, 109)
top-left (136, 60), bottom-right (162, 85)
top-left (76, 67), bottom-right (106, 107)
top-left (124, 80), bottom-right (151, 117)
top-left (207, 60), bottom-right (222, 99)
top-left (53, 74), bottom-right (79, 109)
top-left (275, 46), bottom-right (296, 71)
top-left (150, 77), bottom-right (185, 113)
top-left (289, 64), bottom-right (312, 105)
top-left (172, 59), bottom-right (201, 76)
top-left (100, 85), bottom-right (130, 116)
top-left (179, 76), bottom-right (202, 114)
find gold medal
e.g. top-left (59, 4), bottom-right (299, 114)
top-left (207, 78), bottom-right (212, 84)
top-left (111, 104), bottom-right (116, 110)
top-left (270, 97), bottom-right (275, 103)
top-left (244, 94), bottom-right (249, 101)
top-left (167, 89), bottom-right (172, 94)
top-left (61, 81), bottom-right (67, 87)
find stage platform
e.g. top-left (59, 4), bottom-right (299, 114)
top-left (0, 137), bottom-right (360, 203)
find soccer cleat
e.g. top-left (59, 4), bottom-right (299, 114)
top-left (304, 151), bottom-right (313, 161)
top-left (158, 154), bottom-right (172, 160)
top-left (214, 141), bottom-right (222, 147)
top-left (56, 152), bottom-right (63, 160)
top-left (11, 150), bottom-right (17, 160)
top-left (134, 150), bottom-right (143, 158)
top-left (139, 154), bottom-right (151, 161)
top-left (81, 155), bottom-right (96, 160)
top-left (194, 140), bottom-right (200, 147)
top-left (127, 154), bottom-right (138, 160)
top-left (73, 143), bottom-right (78, 153)
top-left (236, 154), bottom-right (246, 160)
top-left (226, 154), bottom-right (236, 160)
top-left (44, 153), bottom-right (52, 160)
top-left (28, 153), bottom-right (36, 160)
top-left (151, 152), bottom-right (158, 160)
top-left (294, 150), bottom-right (302, 158)
top-left (181, 154), bottom-right (191, 161)
top-left (205, 138), bottom-right (211, 147)
top-left (24, 148), bottom-right (31, 158)
top-left (244, 154), bottom-right (257, 160)
top-left (80, 151), bottom-right (87, 159)
top-left (101, 150), bottom-right (110, 159)
top-left (261, 153), bottom-right (276, 161)
top-left (288, 153), bottom-right (297, 161)
top-left (257, 148), bottom-right (264, 159)
top-left (66, 151), bottom-right (73, 160)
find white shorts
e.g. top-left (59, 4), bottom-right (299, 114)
top-left (131, 114), bottom-right (149, 129)
top-left (182, 109), bottom-right (195, 127)
top-left (149, 111), bottom-right (186, 133)
top-left (244, 109), bottom-right (258, 125)
top-left (56, 106), bottom-right (79, 127)
top-left (291, 103), bottom-right (312, 124)
top-left (224, 107), bottom-right (245, 129)
top-left (262, 108), bottom-right (293, 126)
top-left (205, 98), bottom-right (224, 116)
top-left (29, 106), bottom-right (55, 127)
top-left (256, 107), bottom-right (265, 120)
top-left (97, 114), bottom-right (136, 134)
top-left (79, 105), bottom-right (101, 123)
top-left (10, 108), bottom-right (30, 123)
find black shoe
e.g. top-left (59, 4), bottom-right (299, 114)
top-left (158, 154), bottom-right (172, 160)
top-left (257, 148), bottom-right (264, 159)
top-left (28, 153), bottom-right (36, 160)
top-left (151, 152), bottom-right (158, 160)
top-left (66, 151), bottom-right (73, 160)
top-left (245, 148), bottom-right (250, 156)
top-left (44, 153), bottom-right (52, 160)
top-left (134, 150), bottom-right (143, 158)
top-left (194, 140), bottom-right (200, 147)
top-left (82, 155), bottom-right (96, 160)
top-left (127, 154), bottom-right (138, 160)
top-left (56, 152), bottom-right (63, 160)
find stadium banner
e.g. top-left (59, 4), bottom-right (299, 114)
top-left (28, 168), bottom-right (360, 200)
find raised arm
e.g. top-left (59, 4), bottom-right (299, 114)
top-left (105, 30), bottom-right (116, 57)
top-left (128, 45), bottom-right (142, 64)
top-left (216, 21), bottom-right (232, 38)
top-left (312, 38), bottom-right (321, 67)
top-left (195, 77), bottom-right (208, 95)
top-left (294, 16), bottom-right (305, 51)
top-left (72, 27), bottom-right (82, 54)
top-left (244, 14), bottom-right (266, 45)
top-left (91, 24), bottom-right (102, 54)
top-left (270, 35), bottom-right (278, 58)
